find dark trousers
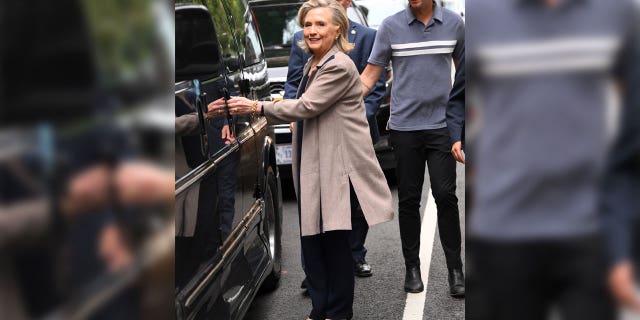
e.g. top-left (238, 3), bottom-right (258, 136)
top-left (301, 185), bottom-right (368, 271)
top-left (302, 230), bottom-right (354, 320)
top-left (467, 237), bottom-right (615, 320)
top-left (389, 128), bottom-right (462, 269)
top-left (349, 184), bottom-right (368, 262)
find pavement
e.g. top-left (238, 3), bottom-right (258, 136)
top-left (243, 163), bottom-right (465, 320)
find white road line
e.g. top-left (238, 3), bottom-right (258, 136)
top-left (402, 189), bottom-right (439, 320)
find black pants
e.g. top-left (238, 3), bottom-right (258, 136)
top-left (349, 184), bottom-right (368, 262)
top-left (389, 128), bottom-right (462, 269)
top-left (302, 230), bottom-right (354, 320)
top-left (467, 237), bottom-right (615, 320)
top-left (301, 185), bottom-right (368, 270)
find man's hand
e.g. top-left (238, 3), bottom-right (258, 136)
top-left (451, 141), bottom-right (465, 164)
top-left (222, 124), bottom-right (236, 145)
top-left (609, 261), bottom-right (640, 312)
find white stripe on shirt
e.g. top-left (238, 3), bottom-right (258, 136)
top-left (392, 47), bottom-right (455, 57)
top-left (477, 36), bottom-right (621, 61)
top-left (482, 55), bottom-right (614, 77)
top-left (391, 40), bottom-right (458, 50)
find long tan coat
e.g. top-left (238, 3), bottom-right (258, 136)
top-left (262, 46), bottom-right (394, 236)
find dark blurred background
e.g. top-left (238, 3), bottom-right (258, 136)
top-left (1, 0), bottom-right (175, 319)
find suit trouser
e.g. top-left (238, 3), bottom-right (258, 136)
top-left (389, 128), bottom-right (462, 269)
top-left (467, 237), bottom-right (615, 320)
top-left (348, 184), bottom-right (368, 262)
top-left (302, 230), bottom-right (354, 320)
top-left (301, 185), bottom-right (368, 271)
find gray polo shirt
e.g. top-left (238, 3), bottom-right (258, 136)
top-left (368, 3), bottom-right (464, 131)
top-left (467, 0), bottom-right (638, 240)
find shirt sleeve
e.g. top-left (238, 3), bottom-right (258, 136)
top-left (368, 21), bottom-right (392, 67)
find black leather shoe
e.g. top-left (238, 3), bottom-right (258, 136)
top-left (354, 259), bottom-right (372, 277)
top-left (404, 266), bottom-right (424, 293)
top-left (448, 268), bottom-right (465, 298)
top-left (301, 278), bottom-right (307, 289)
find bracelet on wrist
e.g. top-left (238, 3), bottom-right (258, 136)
top-left (251, 100), bottom-right (258, 117)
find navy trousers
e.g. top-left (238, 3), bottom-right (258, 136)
top-left (349, 185), bottom-right (368, 262)
top-left (302, 230), bottom-right (354, 320)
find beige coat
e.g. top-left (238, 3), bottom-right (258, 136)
top-left (263, 46), bottom-right (394, 236)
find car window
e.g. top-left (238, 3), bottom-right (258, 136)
top-left (346, 6), bottom-right (367, 26)
top-left (207, 0), bottom-right (241, 71)
top-left (176, 8), bottom-right (223, 81)
top-left (251, 4), bottom-right (301, 61)
top-left (244, 17), bottom-right (264, 65)
top-left (356, 0), bottom-right (405, 29)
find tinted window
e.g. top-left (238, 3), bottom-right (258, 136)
top-left (244, 17), bottom-right (263, 65)
top-left (175, 8), bottom-right (222, 81)
top-left (356, 1), bottom-right (405, 29)
top-left (221, 0), bottom-right (250, 64)
top-left (205, 0), bottom-right (241, 71)
top-left (251, 4), bottom-right (301, 66)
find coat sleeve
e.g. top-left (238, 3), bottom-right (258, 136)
top-left (601, 6), bottom-right (640, 265)
top-left (264, 62), bottom-right (356, 124)
top-left (446, 51), bottom-right (465, 145)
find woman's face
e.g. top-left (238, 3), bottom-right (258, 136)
top-left (303, 7), bottom-right (340, 58)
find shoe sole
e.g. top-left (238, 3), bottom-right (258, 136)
top-left (354, 272), bottom-right (373, 278)
top-left (449, 292), bottom-right (465, 299)
top-left (404, 287), bottom-right (424, 293)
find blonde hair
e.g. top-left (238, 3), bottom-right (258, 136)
top-left (297, 0), bottom-right (354, 54)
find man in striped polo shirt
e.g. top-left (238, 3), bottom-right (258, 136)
top-left (361, 0), bottom-right (464, 296)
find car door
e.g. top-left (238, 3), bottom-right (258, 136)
top-left (174, 2), bottom-right (271, 319)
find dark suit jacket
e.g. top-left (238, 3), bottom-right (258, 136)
top-left (284, 20), bottom-right (386, 122)
top-left (446, 51), bottom-right (465, 148)
top-left (601, 62), bottom-right (640, 264)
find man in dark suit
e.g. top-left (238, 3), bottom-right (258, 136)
top-left (285, 0), bottom-right (386, 281)
top-left (446, 50), bottom-right (465, 165)
top-left (602, 58), bottom-right (640, 312)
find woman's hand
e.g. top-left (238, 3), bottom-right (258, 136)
top-left (207, 96), bottom-right (257, 116)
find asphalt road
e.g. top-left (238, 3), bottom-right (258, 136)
top-left (244, 163), bottom-right (465, 320)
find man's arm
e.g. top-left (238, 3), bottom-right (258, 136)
top-left (357, 27), bottom-right (387, 143)
top-left (361, 64), bottom-right (385, 97)
top-left (447, 51), bottom-right (465, 164)
top-left (604, 7), bottom-right (640, 310)
top-left (284, 31), bottom-right (306, 99)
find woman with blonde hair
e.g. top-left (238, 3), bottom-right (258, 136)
top-left (208, 0), bottom-right (393, 318)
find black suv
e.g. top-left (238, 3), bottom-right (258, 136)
top-left (175, 1), bottom-right (283, 319)
top-left (249, 0), bottom-right (395, 179)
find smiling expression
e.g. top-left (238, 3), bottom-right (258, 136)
top-left (303, 7), bottom-right (340, 57)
